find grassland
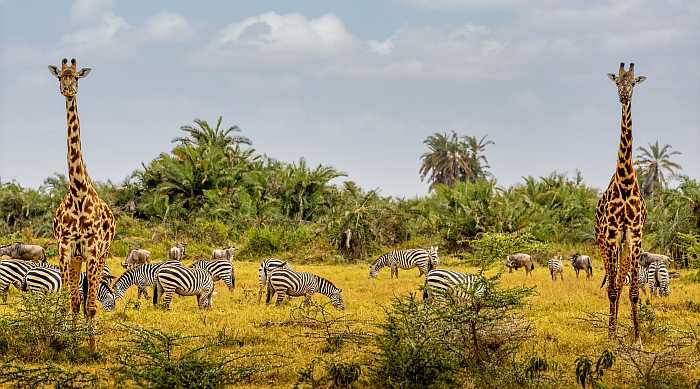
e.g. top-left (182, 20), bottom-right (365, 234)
top-left (1, 253), bottom-right (700, 388)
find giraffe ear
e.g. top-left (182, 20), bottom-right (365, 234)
top-left (49, 65), bottom-right (60, 78)
top-left (607, 73), bottom-right (618, 82)
top-left (635, 76), bottom-right (647, 84)
top-left (77, 68), bottom-right (92, 78)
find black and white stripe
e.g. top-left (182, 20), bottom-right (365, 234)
top-left (369, 247), bottom-right (438, 279)
top-left (265, 268), bottom-right (344, 310)
top-left (647, 262), bottom-right (670, 297)
top-left (153, 262), bottom-right (214, 310)
top-left (548, 256), bottom-right (564, 281)
top-left (423, 267), bottom-right (485, 303)
top-left (190, 259), bottom-right (235, 291)
top-left (257, 259), bottom-right (291, 303)
top-left (112, 261), bottom-right (178, 300)
top-left (22, 267), bottom-right (115, 311)
top-left (0, 259), bottom-right (56, 303)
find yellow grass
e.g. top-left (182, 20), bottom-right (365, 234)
top-left (2, 255), bottom-right (700, 387)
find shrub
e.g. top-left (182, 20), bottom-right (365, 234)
top-left (0, 292), bottom-right (99, 363)
top-left (238, 223), bottom-right (314, 257)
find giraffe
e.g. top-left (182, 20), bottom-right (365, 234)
top-left (48, 58), bottom-right (116, 348)
top-left (595, 62), bottom-right (647, 343)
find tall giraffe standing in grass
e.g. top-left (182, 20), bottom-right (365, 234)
top-left (595, 62), bottom-right (647, 343)
top-left (49, 58), bottom-right (116, 349)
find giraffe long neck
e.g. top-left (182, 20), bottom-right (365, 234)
top-left (615, 100), bottom-right (635, 181)
top-left (65, 96), bottom-right (92, 194)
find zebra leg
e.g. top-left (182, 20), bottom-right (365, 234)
top-left (303, 292), bottom-right (313, 307)
top-left (163, 290), bottom-right (174, 310)
top-left (275, 290), bottom-right (287, 306)
top-left (137, 284), bottom-right (149, 299)
top-left (258, 277), bottom-right (265, 304)
top-left (0, 284), bottom-right (8, 303)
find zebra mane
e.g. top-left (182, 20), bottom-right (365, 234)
top-left (112, 264), bottom-right (144, 290)
top-left (315, 274), bottom-right (340, 295)
top-left (371, 252), bottom-right (392, 269)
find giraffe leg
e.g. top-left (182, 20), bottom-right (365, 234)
top-left (84, 247), bottom-right (104, 320)
top-left (67, 260), bottom-right (82, 318)
top-left (603, 242), bottom-right (619, 340)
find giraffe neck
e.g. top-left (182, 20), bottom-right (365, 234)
top-left (65, 96), bottom-right (92, 195)
top-left (615, 100), bottom-right (635, 181)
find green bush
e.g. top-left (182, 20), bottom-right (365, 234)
top-left (238, 224), bottom-right (314, 258)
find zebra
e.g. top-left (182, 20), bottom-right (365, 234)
top-left (423, 262), bottom-right (485, 303)
top-left (111, 261), bottom-right (178, 300)
top-left (257, 258), bottom-right (291, 303)
top-left (369, 248), bottom-right (437, 279)
top-left (603, 266), bottom-right (649, 294)
top-left (22, 267), bottom-right (116, 311)
top-left (265, 268), bottom-right (344, 310)
top-left (647, 262), bottom-right (670, 297)
top-left (190, 259), bottom-right (235, 291)
top-left (548, 255), bottom-right (564, 281)
top-left (0, 259), bottom-right (57, 303)
top-left (153, 262), bottom-right (214, 310)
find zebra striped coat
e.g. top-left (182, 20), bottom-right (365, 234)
top-left (648, 262), bottom-right (670, 297)
top-left (266, 268), bottom-right (344, 310)
top-left (257, 259), bottom-right (291, 303)
top-left (0, 259), bottom-right (57, 303)
top-left (22, 267), bottom-right (116, 311)
top-left (112, 261), bottom-right (178, 300)
top-left (369, 247), bottom-right (439, 279)
top-left (423, 267), bottom-right (485, 303)
top-left (548, 256), bottom-right (564, 281)
top-left (191, 259), bottom-right (235, 290)
top-left (153, 262), bottom-right (214, 310)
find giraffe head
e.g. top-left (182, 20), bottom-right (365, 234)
top-left (48, 58), bottom-right (91, 97)
top-left (607, 62), bottom-right (646, 104)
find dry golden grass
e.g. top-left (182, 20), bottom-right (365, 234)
top-left (2, 254), bottom-right (700, 387)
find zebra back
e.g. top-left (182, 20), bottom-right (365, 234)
top-left (424, 269), bottom-right (485, 302)
top-left (191, 259), bottom-right (235, 290)
top-left (154, 263), bottom-right (214, 308)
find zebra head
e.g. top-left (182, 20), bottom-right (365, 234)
top-left (330, 289), bottom-right (344, 310)
top-left (369, 264), bottom-right (379, 279)
top-left (100, 283), bottom-right (116, 312)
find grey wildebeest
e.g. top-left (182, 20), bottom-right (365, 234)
top-left (168, 242), bottom-right (187, 261)
top-left (122, 248), bottom-right (151, 269)
top-left (212, 246), bottom-right (235, 261)
top-left (0, 242), bottom-right (46, 262)
top-left (639, 251), bottom-right (672, 268)
top-left (571, 253), bottom-right (593, 279)
top-left (505, 253), bottom-right (534, 275)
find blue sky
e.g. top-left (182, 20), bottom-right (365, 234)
top-left (1, 0), bottom-right (698, 197)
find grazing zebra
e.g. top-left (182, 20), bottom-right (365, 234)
top-left (423, 263), bottom-right (485, 303)
top-left (153, 262), bottom-right (214, 310)
top-left (265, 268), bottom-right (344, 310)
top-left (648, 262), bottom-right (670, 297)
top-left (112, 261), bottom-right (178, 300)
top-left (0, 259), bottom-right (57, 303)
top-left (257, 258), bottom-right (291, 303)
top-left (548, 255), bottom-right (564, 281)
top-left (190, 259), bottom-right (235, 291)
top-left (369, 248), bottom-right (437, 279)
top-left (22, 267), bottom-right (116, 311)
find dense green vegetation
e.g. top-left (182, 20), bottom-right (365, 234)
top-left (0, 117), bottom-right (698, 266)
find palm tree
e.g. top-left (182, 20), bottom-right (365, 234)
top-left (173, 117), bottom-right (252, 165)
top-left (419, 131), bottom-right (493, 190)
top-left (635, 141), bottom-right (682, 198)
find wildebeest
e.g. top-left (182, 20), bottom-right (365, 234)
top-left (122, 249), bottom-right (151, 269)
top-left (0, 242), bottom-right (46, 262)
top-left (168, 242), bottom-right (187, 261)
top-left (505, 253), bottom-right (534, 275)
top-left (570, 253), bottom-right (593, 279)
top-left (639, 251), bottom-right (672, 268)
top-left (212, 246), bottom-right (235, 261)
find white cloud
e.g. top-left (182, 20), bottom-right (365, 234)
top-left (70, 0), bottom-right (113, 22)
top-left (368, 39), bottom-right (394, 55)
top-left (398, 0), bottom-right (529, 10)
top-left (62, 12), bottom-right (131, 52)
top-left (141, 12), bottom-right (195, 42)
top-left (216, 12), bottom-right (357, 55)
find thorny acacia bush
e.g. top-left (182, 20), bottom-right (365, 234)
top-left (372, 276), bottom-right (535, 389)
top-left (112, 324), bottom-right (276, 389)
top-left (0, 363), bottom-right (104, 389)
top-left (0, 292), bottom-right (99, 363)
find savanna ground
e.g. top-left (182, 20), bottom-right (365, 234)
top-left (2, 250), bottom-right (700, 388)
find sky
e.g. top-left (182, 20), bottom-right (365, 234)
top-left (0, 0), bottom-right (698, 198)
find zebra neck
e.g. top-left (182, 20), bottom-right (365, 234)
top-left (315, 276), bottom-right (337, 297)
top-left (373, 255), bottom-right (391, 270)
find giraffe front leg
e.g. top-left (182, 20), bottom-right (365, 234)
top-left (603, 244), bottom-right (619, 340)
top-left (629, 230), bottom-right (643, 345)
top-left (84, 248), bottom-right (105, 320)
top-left (66, 260), bottom-right (82, 318)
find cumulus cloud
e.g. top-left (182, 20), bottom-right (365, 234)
top-left (62, 12), bottom-right (131, 52)
top-left (141, 11), bottom-right (195, 42)
top-left (398, 0), bottom-right (529, 10)
top-left (215, 12), bottom-right (357, 55)
top-left (70, 0), bottom-right (113, 22)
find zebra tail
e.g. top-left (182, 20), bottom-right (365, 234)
top-left (422, 286), bottom-right (429, 302)
top-left (265, 277), bottom-right (273, 304)
top-left (588, 261), bottom-right (593, 276)
top-left (20, 277), bottom-right (28, 292)
top-left (600, 274), bottom-right (607, 289)
top-left (530, 262), bottom-right (535, 271)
